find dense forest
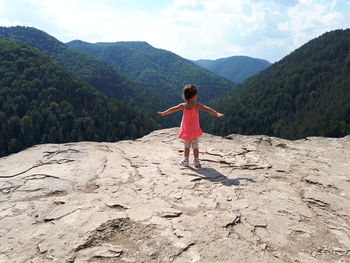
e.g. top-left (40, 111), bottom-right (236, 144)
top-left (0, 38), bottom-right (158, 157)
top-left (206, 29), bottom-right (350, 139)
top-left (1, 26), bottom-right (349, 158)
top-left (66, 40), bottom-right (236, 103)
top-left (194, 56), bottom-right (271, 83)
top-left (0, 26), bottom-right (172, 125)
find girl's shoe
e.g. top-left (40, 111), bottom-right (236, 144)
top-left (193, 158), bottom-right (201, 168)
top-left (180, 158), bottom-right (189, 167)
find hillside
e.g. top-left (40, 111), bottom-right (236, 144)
top-left (1, 128), bottom-right (349, 262)
top-left (0, 37), bottom-right (158, 157)
top-left (0, 26), bottom-right (170, 123)
top-left (194, 56), bottom-right (271, 83)
top-left (66, 40), bottom-right (236, 103)
top-left (206, 29), bottom-right (350, 139)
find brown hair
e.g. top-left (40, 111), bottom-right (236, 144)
top-left (183, 84), bottom-right (197, 100)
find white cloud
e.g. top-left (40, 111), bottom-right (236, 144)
top-left (19, 0), bottom-right (270, 60)
top-left (1, 0), bottom-right (349, 62)
top-left (23, 0), bottom-right (168, 44)
top-left (0, 18), bottom-right (22, 27)
top-left (160, 0), bottom-right (276, 59)
top-left (278, 0), bottom-right (344, 48)
top-left (160, 0), bottom-right (349, 61)
top-left (26, 0), bottom-right (117, 40)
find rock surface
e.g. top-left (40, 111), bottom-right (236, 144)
top-left (0, 128), bottom-right (350, 263)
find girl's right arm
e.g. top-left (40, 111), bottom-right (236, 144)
top-left (157, 104), bottom-right (184, 116)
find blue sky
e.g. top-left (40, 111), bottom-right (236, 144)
top-left (1, 0), bottom-right (350, 62)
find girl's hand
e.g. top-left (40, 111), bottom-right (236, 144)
top-left (157, 104), bottom-right (183, 116)
top-left (217, 113), bottom-right (224, 118)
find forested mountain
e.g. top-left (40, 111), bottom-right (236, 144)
top-left (194, 56), bottom-right (271, 83)
top-left (0, 26), bottom-right (169, 122)
top-left (66, 40), bottom-right (236, 103)
top-left (205, 29), bottom-right (350, 139)
top-left (0, 38), bottom-right (158, 157)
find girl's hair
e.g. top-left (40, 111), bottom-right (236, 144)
top-left (183, 84), bottom-right (197, 100)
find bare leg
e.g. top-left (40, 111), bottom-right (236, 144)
top-left (184, 147), bottom-right (190, 158)
top-left (193, 148), bottom-right (201, 168)
top-left (193, 148), bottom-right (199, 159)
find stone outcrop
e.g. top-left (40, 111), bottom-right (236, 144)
top-left (0, 128), bottom-right (349, 263)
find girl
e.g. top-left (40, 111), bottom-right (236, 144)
top-left (157, 84), bottom-right (224, 168)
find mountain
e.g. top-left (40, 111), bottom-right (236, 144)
top-left (1, 128), bottom-right (350, 262)
top-left (0, 37), bottom-right (158, 157)
top-left (66, 40), bottom-right (236, 103)
top-left (206, 29), bottom-right (350, 139)
top-left (0, 26), bottom-right (169, 123)
top-left (194, 56), bottom-right (271, 83)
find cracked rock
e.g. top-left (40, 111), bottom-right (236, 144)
top-left (75, 244), bottom-right (123, 261)
top-left (0, 128), bottom-right (349, 263)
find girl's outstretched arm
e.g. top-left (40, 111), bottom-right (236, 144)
top-left (197, 103), bottom-right (224, 117)
top-left (157, 104), bottom-right (184, 116)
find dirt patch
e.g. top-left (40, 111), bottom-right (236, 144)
top-left (73, 218), bottom-right (178, 263)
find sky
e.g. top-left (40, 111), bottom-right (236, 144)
top-left (1, 0), bottom-right (350, 62)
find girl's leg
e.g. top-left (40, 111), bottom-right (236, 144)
top-left (184, 140), bottom-right (190, 158)
top-left (192, 138), bottom-right (199, 158)
top-left (184, 147), bottom-right (190, 158)
top-left (192, 139), bottom-right (201, 168)
top-left (193, 148), bottom-right (199, 159)
top-left (180, 140), bottom-right (190, 166)
top-left (193, 148), bottom-right (200, 168)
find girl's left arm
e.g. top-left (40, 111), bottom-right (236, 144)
top-left (197, 103), bottom-right (224, 117)
top-left (157, 104), bottom-right (183, 116)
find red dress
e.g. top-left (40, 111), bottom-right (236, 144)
top-left (178, 103), bottom-right (203, 141)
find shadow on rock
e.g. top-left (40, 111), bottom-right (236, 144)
top-left (183, 167), bottom-right (256, 186)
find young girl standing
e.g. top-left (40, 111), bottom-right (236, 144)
top-left (157, 84), bottom-right (224, 168)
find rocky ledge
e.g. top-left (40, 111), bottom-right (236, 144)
top-left (0, 128), bottom-right (349, 263)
